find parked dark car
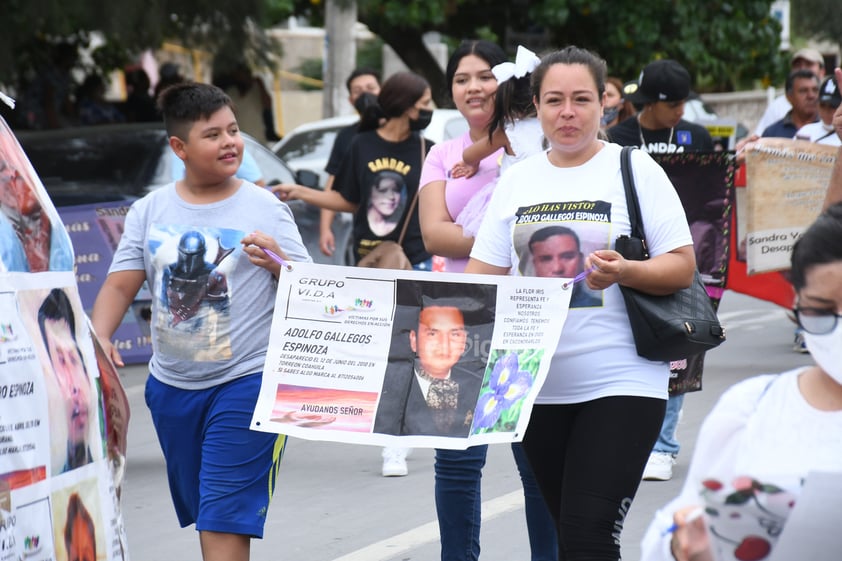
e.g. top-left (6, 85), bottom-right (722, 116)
top-left (16, 123), bottom-right (323, 363)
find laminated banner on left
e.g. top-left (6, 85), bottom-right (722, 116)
top-left (0, 113), bottom-right (130, 561)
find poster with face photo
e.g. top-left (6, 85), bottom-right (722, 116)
top-left (15, 286), bottom-right (103, 477)
top-left (652, 151), bottom-right (734, 291)
top-left (250, 263), bottom-right (572, 449)
top-left (511, 203), bottom-right (609, 310)
top-left (1, 112), bottom-right (129, 561)
top-left (0, 118), bottom-right (73, 274)
top-left (366, 171), bottom-right (407, 238)
top-left (745, 138), bottom-right (836, 274)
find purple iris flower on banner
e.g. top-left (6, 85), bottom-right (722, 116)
top-left (473, 352), bottom-right (534, 429)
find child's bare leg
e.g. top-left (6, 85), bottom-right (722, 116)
top-left (200, 530), bottom-right (250, 561)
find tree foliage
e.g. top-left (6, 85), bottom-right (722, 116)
top-left (791, 0), bottom-right (842, 46)
top-left (350, 0), bottom-right (785, 105)
top-left (0, 0), bottom-right (785, 107)
top-left (0, 0), bottom-right (304, 92)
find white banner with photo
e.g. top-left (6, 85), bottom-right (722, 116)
top-left (1, 114), bottom-right (129, 561)
top-left (250, 263), bottom-right (572, 449)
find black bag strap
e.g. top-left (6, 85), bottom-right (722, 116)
top-left (620, 146), bottom-right (646, 243)
top-left (397, 135), bottom-right (426, 246)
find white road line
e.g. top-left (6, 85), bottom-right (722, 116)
top-left (718, 309), bottom-right (789, 331)
top-left (329, 490), bottom-right (524, 561)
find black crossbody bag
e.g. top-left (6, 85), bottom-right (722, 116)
top-left (614, 146), bottom-right (725, 361)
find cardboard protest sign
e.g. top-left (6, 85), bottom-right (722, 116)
top-left (745, 139), bottom-right (836, 274)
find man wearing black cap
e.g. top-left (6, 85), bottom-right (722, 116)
top-left (794, 74), bottom-right (841, 146)
top-left (606, 59), bottom-right (714, 154)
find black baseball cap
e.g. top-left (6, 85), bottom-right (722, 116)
top-left (819, 75), bottom-right (841, 108)
top-left (624, 60), bottom-right (691, 104)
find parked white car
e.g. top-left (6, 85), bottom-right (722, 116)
top-left (273, 108), bottom-right (468, 189)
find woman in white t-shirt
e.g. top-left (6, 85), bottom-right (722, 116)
top-left (418, 40), bottom-right (558, 561)
top-left (465, 46), bottom-right (696, 560)
top-left (642, 203), bottom-right (842, 561)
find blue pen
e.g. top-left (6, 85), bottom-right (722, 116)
top-left (661, 507), bottom-right (705, 536)
top-left (261, 247), bottom-right (292, 271)
top-left (562, 265), bottom-right (597, 289)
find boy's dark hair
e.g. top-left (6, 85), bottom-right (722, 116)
top-left (488, 74), bottom-right (536, 142)
top-left (157, 82), bottom-right (235, 140)
top-left (790, 202), bottom-right (842, 292)
top-left (346, 67), bottom-right (381, 92)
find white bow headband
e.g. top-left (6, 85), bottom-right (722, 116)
top-left (491, 45), bottom-right (541, 84)
top-left (0, 91), bottom-right (15, 109)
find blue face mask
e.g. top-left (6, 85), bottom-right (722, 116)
top-left (601, 105), bottom-right (621, 127)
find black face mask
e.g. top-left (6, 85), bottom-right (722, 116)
top-left (409, 109), bottom-right (433, 131)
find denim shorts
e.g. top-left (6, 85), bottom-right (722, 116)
top-left (145, 372), bottom-right (287, 538)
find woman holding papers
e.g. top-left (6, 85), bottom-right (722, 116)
top-left (417, 40), bottom-right (559, 561)
top-left (640, 203), bottom-right (842, 561)
top-left (464, 46), bottom-right (696, 559)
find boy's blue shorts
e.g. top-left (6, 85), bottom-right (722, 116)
top-left (145, 372), bottom-right (286, 538)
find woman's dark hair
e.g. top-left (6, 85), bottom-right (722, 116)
top-left (530, 46), bottom-right (607, 102)
top-left (790, 202), bottom-right (842, 291)
top-left (445, 40), bottom-right (507, 96)
top-left (605, 76), bottom-right (636, 125)
top-left (358, 71), bottom-right (429, 132)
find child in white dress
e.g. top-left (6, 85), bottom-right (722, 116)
top-left (450, 45), bottom-right (546, 237)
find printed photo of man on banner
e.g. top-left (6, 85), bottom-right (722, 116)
top-left (373, 280), bottom-right (495, 438)
top-left (0, 107), bottom-right (129, 561)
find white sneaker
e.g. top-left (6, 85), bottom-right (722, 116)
top-left (381, 446), bottom-right (408, 477)
top-left (642, 452), bottom-right (675, 481)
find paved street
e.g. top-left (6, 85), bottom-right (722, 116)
top-left (116, 291), bottom-right (810, 561)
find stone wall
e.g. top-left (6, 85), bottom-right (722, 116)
top-left (276, 90), bottom-right (324, 136)
top-left (700, 88), bottom-right (778, 136)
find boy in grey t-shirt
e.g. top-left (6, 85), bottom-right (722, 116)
top-left (92, 82), bottom-right (310, 560)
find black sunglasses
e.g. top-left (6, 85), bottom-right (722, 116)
top-left (792, 306), bottom-right (842, 335)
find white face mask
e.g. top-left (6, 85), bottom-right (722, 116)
top-left (803, 322), bottom-right (842, 384)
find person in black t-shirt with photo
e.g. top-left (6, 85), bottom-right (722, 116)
top-left (274, 71), bottom-right (434, 268)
